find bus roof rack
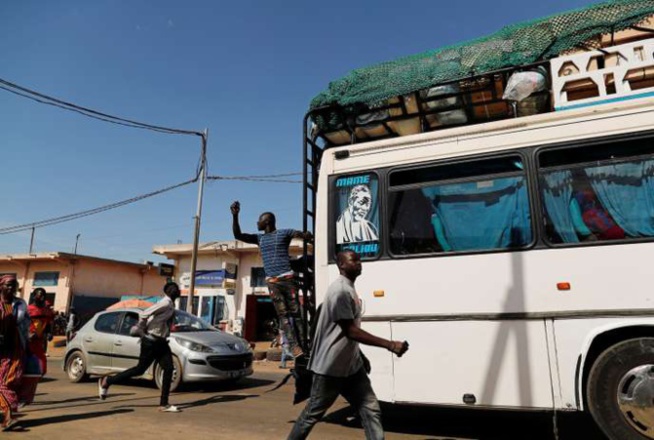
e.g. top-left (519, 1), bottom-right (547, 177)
top-left (308, 0), bottom-right (654, 148)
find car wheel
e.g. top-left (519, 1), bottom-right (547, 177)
top-left (587, 337), bottom-right (654, 440)
top-left (155, 356), bottom-right (182, 392)
top-left (65, 351), bottom-right (89, 383)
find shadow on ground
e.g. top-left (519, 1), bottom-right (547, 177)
top-left (183, 377), bottom-right (276, 393)
top-left (322, 404), bottom-right (608, 440)
top-left (10, 409), bottom-right (134, 432)
top-left (38, 377), bottom-right (57, 383)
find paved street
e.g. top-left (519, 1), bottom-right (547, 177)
top-left (5, 357), bottom-right (608, 440)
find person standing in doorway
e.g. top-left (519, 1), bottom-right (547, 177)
top-left (230, 201), bottom-right (312, 359)
top-left (98, 282), bottom-right (181, 413)
top-left (288, 250), bottom-right (409, 440)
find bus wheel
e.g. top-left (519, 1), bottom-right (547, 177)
top-left (587, 337), bottom-right (654, 440)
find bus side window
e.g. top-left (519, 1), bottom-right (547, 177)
top-left (388, 155), bottom-right (532, 255)
top-left (539, 139), bottom-right (654, 244)
top-left (389, 189), bottom-right (441, 254)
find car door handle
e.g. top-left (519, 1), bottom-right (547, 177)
top-left (114, 341), bottom-right (122, 346)
top-left (84, 337), bottom-right (93, 342)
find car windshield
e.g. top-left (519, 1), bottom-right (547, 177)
top-left (172, 310), bottom-right (215, 332)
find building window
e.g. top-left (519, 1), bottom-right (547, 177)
top-left (33, 271), bottom-right (59, 287)
top-left (250, 267), bottom-right (266, 288)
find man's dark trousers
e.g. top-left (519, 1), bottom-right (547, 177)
top-left (105, 337), bottom-right (173, 406)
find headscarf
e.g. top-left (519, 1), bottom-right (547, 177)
top-left (0, 273), bottom-right (17, 286)
top-left (0, 274), bottom-right (29, 348)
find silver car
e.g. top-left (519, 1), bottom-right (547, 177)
top-left (64, 307), bottom-right (253, 391)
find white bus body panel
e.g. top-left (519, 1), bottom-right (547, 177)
top-left (314, 99), bottom-right (654, 409)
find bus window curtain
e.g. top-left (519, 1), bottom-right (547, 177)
top-left (584, 160), bottom-right (654, 237)
top-left (421, 176), bottom-right (531, 251)
top-left (540, 170), bottom-right (581, 243)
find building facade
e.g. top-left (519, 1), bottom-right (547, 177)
top-left (0, 252), bottom-right (168, 315)
top-left (153, 239), bottom-right (305, 341)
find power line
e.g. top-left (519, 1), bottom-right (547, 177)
top-left (0, 170), bottom-right (301, 236)
top-left (0, 178), bottom-right (197, 235)
top-left (0, 77), bottom-right (202, 137)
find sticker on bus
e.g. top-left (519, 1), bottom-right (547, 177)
top-left (334, 173), bottom-right (380, 258)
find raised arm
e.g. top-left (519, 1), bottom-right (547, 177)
top-left (337, 319), bottom-right (409, 357)
top-left (230, 201), bottom-right (258, 244)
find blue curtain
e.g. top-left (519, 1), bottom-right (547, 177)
top-left (585, 159), bottom-right (654, 237)
top-left (421, 176), bottom-right (531, 251)
top-left (540, 170), bottom-right (580, 243)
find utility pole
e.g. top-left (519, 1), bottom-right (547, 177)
top-left (74, 233), bottom-right (81, 254)
top-left (29, 226), bottom-right (35, 254)
top-left (187, 128), bottom-right (208, 314)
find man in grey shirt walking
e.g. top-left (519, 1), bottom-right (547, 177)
top-left (288, 250), bottom-right (409, 439)
top-left (98, 282), bottom-right (181, 413)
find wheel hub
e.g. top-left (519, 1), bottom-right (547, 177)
top-left (617, 364), bottom-right (654, 439)
top-left (70, 357), bottom-right (83, 376)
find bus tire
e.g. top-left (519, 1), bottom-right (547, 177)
top-left (154, 355), bottom-right (182, 392)
top-left (586, 337), bottom-right (654, 440)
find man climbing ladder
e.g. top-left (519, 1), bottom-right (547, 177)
top-left (230, 201), bottom-right (313, 359)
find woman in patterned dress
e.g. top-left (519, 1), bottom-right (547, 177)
top-left (0, 274), bottom-right (30, 431)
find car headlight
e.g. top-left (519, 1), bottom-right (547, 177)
top-left (173, 338), bottom-right (214, 353)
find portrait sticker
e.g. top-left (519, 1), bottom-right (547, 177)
top-left (333, 173), bottom-right (380, 258)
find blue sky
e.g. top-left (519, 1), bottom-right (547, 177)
top-left (1, 0), bottom-right (598, 263)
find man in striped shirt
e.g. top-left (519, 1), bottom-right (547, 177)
top-left (231, 201), bottom-right (312, 358)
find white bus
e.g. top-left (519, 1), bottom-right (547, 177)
top-left (303, 96), bottom-right (654, 440)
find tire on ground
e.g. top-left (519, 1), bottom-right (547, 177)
top-left (65, 350), bottom-right (89, 383)
top-left (586, 337), bottom-right (654, 440)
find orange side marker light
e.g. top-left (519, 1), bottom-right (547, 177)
top-left (557, 282), bottom-right (571, 291)
top-left (373, 290), bottom-right (385, 297)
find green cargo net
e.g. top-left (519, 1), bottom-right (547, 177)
top-left (310, 0), bottom-right (654, 131)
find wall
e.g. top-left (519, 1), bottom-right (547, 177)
top-left (0, 260), bottom-right (72, 311)
top-left (171, 243), bottom-right (304, 324)
top-left (72, 259), bottom-right (166, 299)
top-left (176, 254), bottom-right (241, 321)
top-left (1, 257), bottom-right (167, 313)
